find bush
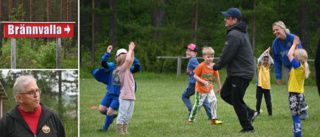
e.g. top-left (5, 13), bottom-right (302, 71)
top-left (33, 41), bottom-right (57, 68)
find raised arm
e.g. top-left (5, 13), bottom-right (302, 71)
top-left (288, 36), bottom-right (300, 62)
top-left (123, 42), bottom-right (135, 70)
top-left (268, 50), bottom-right (274, 69)
top-left (100, 45), bottom-right (114, 68)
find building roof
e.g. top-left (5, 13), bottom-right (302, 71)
top-left (0, 82), bottom-right (9, 100)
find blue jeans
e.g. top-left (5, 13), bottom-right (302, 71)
top-left (181, 83), bottom-right (212, 118)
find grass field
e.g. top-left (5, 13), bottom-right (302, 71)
top-left (80, 72), bottom-right (320, 137)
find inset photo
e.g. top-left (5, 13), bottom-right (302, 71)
top-left (0, 1), bottom-right (78, 69)
top-left (0, 70), bottom-right (78, 137)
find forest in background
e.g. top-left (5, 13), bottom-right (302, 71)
top-left (0, 0), bottom-right (78, 68)
top-left (80, 0), bottom-right (320, 74)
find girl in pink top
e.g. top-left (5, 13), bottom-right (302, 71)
top-left (115, 42), bottom-right (136, 134)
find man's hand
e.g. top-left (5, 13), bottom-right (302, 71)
top-left (107, 45), bottom-right (113, 53)
top-left (209, 62), bottom-right (215, 70)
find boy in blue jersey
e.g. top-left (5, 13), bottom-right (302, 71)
top-left (91, 45), bottom-right (141, 131)
top-left (272, 21), bottom-right (309, 120)
top-left (181, 43), bottom-right (212, 120)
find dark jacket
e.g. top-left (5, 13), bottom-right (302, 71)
top-left (0, 103), bottom-right (66, 137)
top-left (213, 21), bottom-right (255, 80)
top-left (316, 39), bottom-right (320, 95)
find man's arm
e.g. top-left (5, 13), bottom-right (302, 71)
top-left (213, 34), bottom-right (239, 70)
top-left (0, 117), bottom-right (7, 137)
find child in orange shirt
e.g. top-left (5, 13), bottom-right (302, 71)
top-left (187, 47), bottom-right (222, 124)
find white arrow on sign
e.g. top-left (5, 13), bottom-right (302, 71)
top-left (64, 25), bottom-right (71, 34)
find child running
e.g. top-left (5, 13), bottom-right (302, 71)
top-left (115, 42), bottom-right (136, 134)
top-left (256, 47), bottom-right (274, 116)
top-left (182, 43), bottom-right (212, 120)
top-left (188, 47), bottom-right (222, 124)
top-left (287, 36), bottom-right (310, 137)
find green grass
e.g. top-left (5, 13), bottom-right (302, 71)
top-left (80, 73), bottom-right (320, 137)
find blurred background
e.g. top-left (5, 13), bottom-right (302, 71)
top-left (80, 0), bottom-right (320, 84)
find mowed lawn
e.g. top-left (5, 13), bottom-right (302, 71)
top-left (80, 73), bottom-right (320, 137)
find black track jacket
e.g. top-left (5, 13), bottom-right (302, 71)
top-left (0, 103), bottom-right (66, 137)
top-left (213, 21), bottom-right (256, 80)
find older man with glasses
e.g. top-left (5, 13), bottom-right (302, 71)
top-left (0, 75), bottom-right (66, 137)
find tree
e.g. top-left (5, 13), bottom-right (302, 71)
top-left (252, 0), bottom-right (256, 52)
top-left (30, 0), bottom-right (34, 49)
top-left (42, 0), bottom-right (45, 21)
top-left (0, 0), bottom-right (2, 56)
top-left (34, 0), bottom-right (37, 21)
top-left (192, 1), bottom-right (198, 43)
top-left (47, 0), bottom-right (52, 42)
top-left (109, 0), bottom-right (117, 48)
top-left (315, 0), bottom-right (320, 32)
top-left (9, 0), bottom-right (13, 21)
top-left (91, 0), bottom-right (95, 65)
top-left (299, 1), bottom-right (310, 52)
top-left (152, 0), bottom-right (167, 39)
top-left (58, 70), bottom-right (62, 117)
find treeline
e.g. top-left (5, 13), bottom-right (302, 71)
top-left (80, 0), bottom-right (320, 73)
top-left (0, 70), bottom-right (78, 137)
top-left (0, 0), bottom-right (78, 68)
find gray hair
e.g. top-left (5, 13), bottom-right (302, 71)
top-left (13, 75), bottom-right (37, 100)
top-left (273, 21), bottom-right (290, 33)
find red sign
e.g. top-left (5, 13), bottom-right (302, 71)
top-left (3, 22), bottom-right (75, 38)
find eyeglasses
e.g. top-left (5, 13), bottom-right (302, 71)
top-left (19, 89), bottom-right (41, 96)
top-left (225, 17), bottom-right (233, 20)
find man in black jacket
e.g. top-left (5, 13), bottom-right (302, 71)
top-left (211, 8), bottom-right (258, 133)
top-left (0, 75), bottom-right (66, 137)
top-left (316, 39), bottom-right (320, 96)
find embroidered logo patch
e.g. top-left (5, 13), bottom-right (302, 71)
top-left (42, 125), bottom-right (50, 134)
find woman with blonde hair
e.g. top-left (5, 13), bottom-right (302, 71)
top-left (271, 21), bottom-right (309, 119)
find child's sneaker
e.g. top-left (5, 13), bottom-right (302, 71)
top-left (300, 110), bottom-right (308, 120)
top-left (211, 119), bottom-right (223, 124)
top-left (187, 121), bottom-right (193, 124)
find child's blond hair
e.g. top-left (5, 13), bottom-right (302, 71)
top-left (294, 49), bottom-right (310, 78)
top-left (115, 53), bottom-right (127, 73)
top-left (202, 47), bottom-right (215, 56)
